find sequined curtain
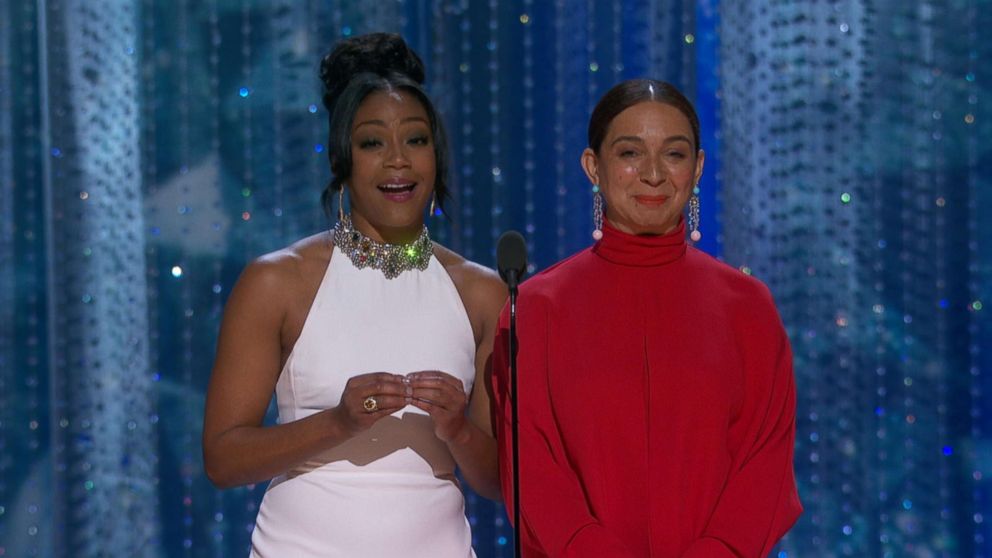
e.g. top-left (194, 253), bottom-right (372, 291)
top-left (2, 0), bottom-right (989, 557)
top-left (40, 0), bottom-right (161, 555)
top-left (719, 1), bottom-right (991, 556)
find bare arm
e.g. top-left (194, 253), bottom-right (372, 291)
top-left (411, 260), bottom-right (507, 501)
top-left (445, 283), bottom-right (504, 500)
top-left (201, 256), bottom-right (407, 488)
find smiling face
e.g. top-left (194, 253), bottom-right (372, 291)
top-left (346, 89), bottom-right (436, 243)
top-left (582, 101), bottom-right (704, 236)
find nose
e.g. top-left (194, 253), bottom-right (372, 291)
top-left (640, 159), bottom-right (665, 187)
top-left (384, 142), bottom-right (411, 168)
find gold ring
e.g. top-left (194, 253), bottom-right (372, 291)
top-left (363, 396), bottom-right (378, 412)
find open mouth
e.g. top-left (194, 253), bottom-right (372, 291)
top-left (377, 181), bottom-right (417, 202)
top-left (377, 182), bottom-right (416, 194)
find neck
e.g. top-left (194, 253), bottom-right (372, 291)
top-left (607, 216), bottom-right (680, 237)
top-left (592, 217), bottom-right (687, 267)
top-left (348, 213), bottom-right (424, 245)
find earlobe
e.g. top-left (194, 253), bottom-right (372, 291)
top-left (580, 148), bottom-right (600, 186)
top-left (694, 149), bottom-right (706, 184)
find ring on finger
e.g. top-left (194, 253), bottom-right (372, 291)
top-left (363, 396), bottom-right (378, 413)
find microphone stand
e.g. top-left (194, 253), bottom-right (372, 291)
top-left (507, 269), bottom-right (521, 558)
top-left (496, 229), bottom-right (526, 558)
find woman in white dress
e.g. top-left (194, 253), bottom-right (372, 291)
top-left (202, 33), bottom-right (506, 557)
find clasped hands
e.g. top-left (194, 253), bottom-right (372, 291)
top-left (334, 371), bottom-right (469, 444)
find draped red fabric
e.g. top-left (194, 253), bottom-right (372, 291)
top-left (492, 219), bottom-right (802, 557)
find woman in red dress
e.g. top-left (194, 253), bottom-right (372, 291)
top-left (492, 80), bottom-right (802, 557)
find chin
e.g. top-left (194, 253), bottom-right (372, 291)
top-left (380, 210), bottom-right (426, 230)
top-left (623, 218), bottom-right (679, 236)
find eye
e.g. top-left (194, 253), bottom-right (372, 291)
top-left (619, 149), bottom-right (639, 158)
top-left (408, 135), bottom-right (431, 146)
top-left (358, 138), bottom-right (382, 149)
top-left (666, 151), bottom-right (687, 160)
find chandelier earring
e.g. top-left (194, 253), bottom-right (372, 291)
top-left (428, 191), bottom-right (437, 218)
top-left (338, 187), bottom-right (346, 222)
top-left (688, 187), bottom-right (701, 242)
top-left (592, 184), bottom-right (604, 240)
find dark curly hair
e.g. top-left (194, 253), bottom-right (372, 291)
top-left (319, 32), bottom-right (449, 218)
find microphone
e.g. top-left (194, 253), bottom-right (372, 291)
top-left (496, 231), bottom-right (528, 292)
top-left (496, 230), bottom-right (527, 558)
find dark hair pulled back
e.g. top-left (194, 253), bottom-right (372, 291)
top-left (318, 32), bottom-right (449, 218)
top-left (588, 79), bottom-right (701, 154)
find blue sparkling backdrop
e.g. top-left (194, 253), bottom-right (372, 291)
top-left (1, 0), bottom-right (989, 556)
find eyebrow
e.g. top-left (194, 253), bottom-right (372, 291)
top-left (610, 135), bottom-right (644, 146)
top-left (353, 116), bottom-right (430, 130)
top-left (609, 134), bottom-right (693, 147)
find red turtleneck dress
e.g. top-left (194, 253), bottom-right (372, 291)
top-left (492, 220), bottom-right (802, 557)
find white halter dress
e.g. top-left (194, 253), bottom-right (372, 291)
top-left (249, 246), bottom-right (477, 557)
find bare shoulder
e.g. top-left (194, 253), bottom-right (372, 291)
top-left (233, 232), bottom-right (332, 305)
top-left (434, 243), bottom-right (507, 345)
top-left (433, 243), bottom-right (508, 309)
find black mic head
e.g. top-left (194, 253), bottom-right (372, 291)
top-left (496, 230), bottom-right (528, 288)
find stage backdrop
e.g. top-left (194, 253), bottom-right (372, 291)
top-left (1, 0), bottom-right (989, 556)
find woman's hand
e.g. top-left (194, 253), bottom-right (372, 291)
top-left (333, 372), bottom-right (410, 437)
top-left (407, 371), bottom-right (469, 444)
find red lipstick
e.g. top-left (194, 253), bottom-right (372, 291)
top-left (634, 195), bottom-right (668, 206)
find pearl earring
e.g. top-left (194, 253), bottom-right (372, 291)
top-left (592, 184), bottom-right (604, 240)
top-left (688, 188), bottom-right (701, 242)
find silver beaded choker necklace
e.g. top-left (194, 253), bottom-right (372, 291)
top-left (332, 215), bottom-right (433, 279)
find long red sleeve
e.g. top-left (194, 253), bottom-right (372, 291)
top-left (492, 293), bottom-right (639, 557)
top-left (491, 220), bottom-right (801, 557)
top-left (679, 284), bottom-right (801, 557)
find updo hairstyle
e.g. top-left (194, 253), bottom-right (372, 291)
top-left (587, 79), bottom-right (701, 154)
top-left (318, 33), bottom-right (449, 217)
